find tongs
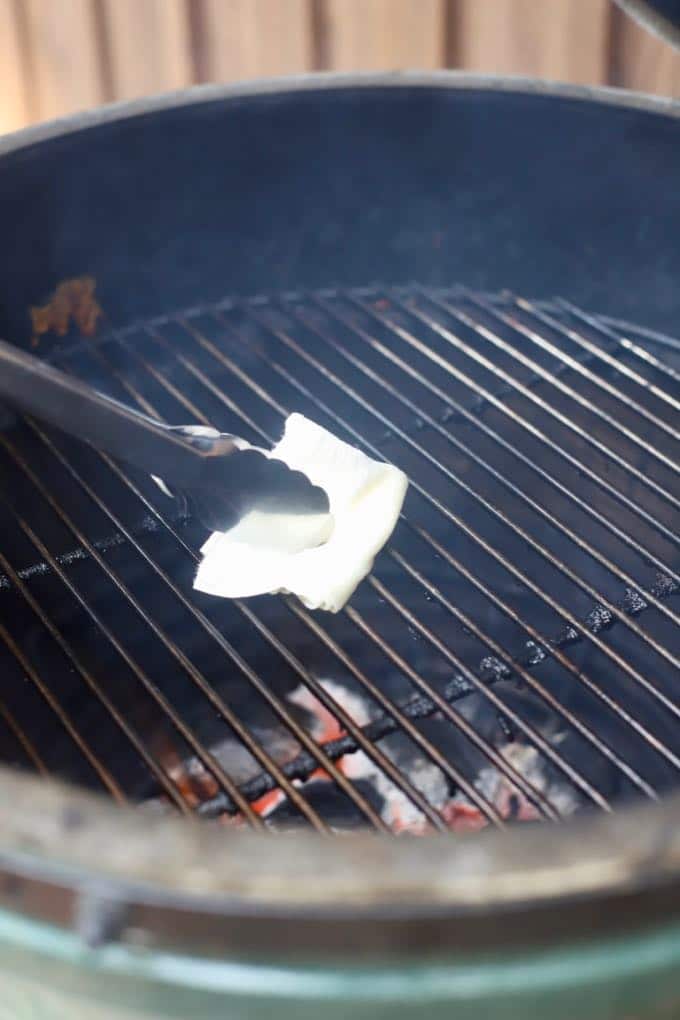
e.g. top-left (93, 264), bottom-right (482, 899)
top-left (0, 339), bottom-right (330, 535)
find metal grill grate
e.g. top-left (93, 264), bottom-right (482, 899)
top-left (0, 286), bottom-right (677, 834)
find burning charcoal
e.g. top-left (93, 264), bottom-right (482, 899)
top-left (292, 680), bottom-right (454, 833)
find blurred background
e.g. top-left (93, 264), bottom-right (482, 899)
top-left (1, 0), bottom-right (679, 137)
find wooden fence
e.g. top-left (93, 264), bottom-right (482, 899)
top-left (1, 0), bottom-right (679, 136)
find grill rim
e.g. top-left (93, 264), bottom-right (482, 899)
top-left (0, 75), bottom-right (679, 954)
top-left (2, 69), bottom-right (680, 165)
top-left (1, 766), bottom-right (680, 956)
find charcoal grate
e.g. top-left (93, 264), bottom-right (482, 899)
top-left (0, 286), bottom-right (677, 835)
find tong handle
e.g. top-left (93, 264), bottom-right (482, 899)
top-left (0, 339), bottom-right (229, 486)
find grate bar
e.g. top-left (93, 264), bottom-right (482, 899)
top-left (29, 425), bottom-right (370, 832)
top-left (343, 601), bottom-right (556, 820)
top-left (174, 312), bottom-right (678, 791)
top-left (414, 293), bottom-right (680, 514)
top-left (370, 296), bottom-right (678, 552)
top-left (381, 549), bottom-right (657, 803)
top-left (387, 541), bottom-right (658, 800)
top-left (0, 521), bottom-right (190, 811)
top-left (267, 302), bottom-right (680, 684)
top-left (472, 294), bottom-right (680, 442)
top-left (517, 299), bottom-right (680, 422)
top-left (278, 599), bottom-right (468, 827)
top-left (327, 296), bottom-right (678, 592)
top-left (315, 297), bottom-right (680, 633)
top-left (118, 332), bottom-right (520, 826)
top-left (92, 345), bottom-right (456, 832)
top-left (0, 435), bottom-right (269, 829)
top-left (0, 698), bottom-right (49, 776)
top-left (214, 315), bottom-right (677, 786)
top-left (169, 318), bottom-right (630, 814)
top-left (5, 287), bottom-right (677, 832)
top-left (0, 602), bottom-right (125, 804)
top-left (372, 562), bottom-right (612, 808)
top-left (324, 295), bottom-right (680, 636)
top-left (379, 296), bottom-right (678, 548)
top-left (368, 569), bottom-right (615, 810)
top-left (21, 422), bottom-right (385, 834)
top-left (242, 598), bottom-right (446, 829)
top-left (225, 308), bottom-right (680, 761)
top-left (143, 329), bottom-right (560, 823)
top-left (134, 323), bottom-right (573, 821)
top-left (193, 674), bottom-right (502, 820)
top-left (562, 308), bottom-right (680, 391)
top-left (82, 342), bottom-right (455, 831)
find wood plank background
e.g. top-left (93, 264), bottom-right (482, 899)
top-left (1, 0), bottom-right (679, 136)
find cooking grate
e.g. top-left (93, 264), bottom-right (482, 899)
top-left (0, 286), bottom-right (677, 835)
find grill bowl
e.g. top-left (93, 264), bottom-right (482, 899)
top-left (0, 74), bottom-right (679, 1018)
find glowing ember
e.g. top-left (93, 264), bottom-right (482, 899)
top-left (441, 802), bottom-right (488, 832)
top-left (153, 680), bottom-right (578, 834)
top-left (251, 788), bottom-right (288, 818)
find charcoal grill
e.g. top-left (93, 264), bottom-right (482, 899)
top-left (0, 74), bottom-right (679, 1019)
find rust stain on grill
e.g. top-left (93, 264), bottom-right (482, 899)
top-left (30, 276), bottom-right (103, 347)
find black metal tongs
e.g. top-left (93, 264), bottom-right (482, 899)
top-left (0, 339), bottom-right (330, 536)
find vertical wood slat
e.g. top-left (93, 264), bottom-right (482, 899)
top-left (610, 7), bottom-right (680, 96)
top-left (23, 0), bottom-right (104, 121)
top-left (0, 0), bottom-right (29, 133)
top-left (323, 0), bottom-right (445, 71)
top-left (201, 0), bottom-right (313, 82)
top-left (4, 1), bottom-right (680, 135)
top-left (102, 0), bottom-right (193, 101)
top-left (452, 0), bottom-right (610, 85)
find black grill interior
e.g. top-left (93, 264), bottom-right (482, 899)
top-left (0, 286), bottom-right (677, 834)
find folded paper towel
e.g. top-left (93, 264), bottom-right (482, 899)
top-left (192, 413), bottom-right (408, 612)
